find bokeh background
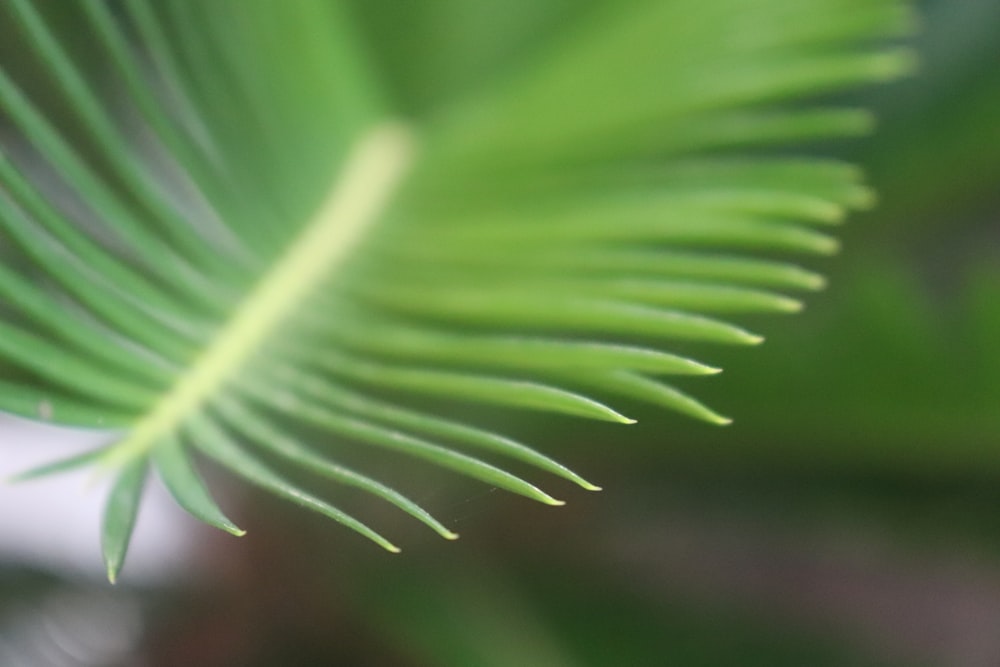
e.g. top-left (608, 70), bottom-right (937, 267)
top-left (1, 1), bottom-right (999, 665)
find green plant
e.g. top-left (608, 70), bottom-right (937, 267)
top-left (0, 0), bottom-right (913, 582)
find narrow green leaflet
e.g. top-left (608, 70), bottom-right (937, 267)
top-left (213, 397), bottom-right (460, 540)
top-left (187, 412), bottom-right (401, 554)
top-left (101, 458), bottom-right (149, 584)
top-left (0, 0), bottom-right (913, 578)
top-left (152, 436), bottom-right (245, 537)
top-left (256, 363), bottom-right (601, 490)
top-left (235, 380), bottom-right (568, 507)
top-left (307, 349), bottom-right (636, 424)
top-left (8, 444), bottom-right (111, 482)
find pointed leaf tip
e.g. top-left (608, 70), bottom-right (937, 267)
top-left (852, 187), bottom-right (878, 211)
top-left (101, 459), bottom-right (148, 586)
top-left (818, 237), bottom-right (841, 255)
top-left (153, 438), bottom-right (246, 538)
top-left (777, 298), bottom-right (804, 313)
top-left (570, 473), bottom-right (602, 491)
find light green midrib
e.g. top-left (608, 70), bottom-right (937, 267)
top-left (101, 123), bottom-right (415, 468)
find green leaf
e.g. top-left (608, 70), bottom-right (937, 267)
top-left (0, 0), bottom-right (913, 573)
top-left (8, 444), bottom-right (111, 483)
top-left (152, 436), bottom-right (245, 537)
top-left (187, 411), bottom-right (400, 554)
top-left (214, 397), bottom-right (459, 540)
top-left (258, 363), bottom-right (601, 491)
top-left (101, 458), bottom-right (148, 584)
top-left (303, 349), bottom-right (636, 425)
top-left (314, 312), bottom-right (721, 375)
top-left (237, 378), bottom-right (569, 507)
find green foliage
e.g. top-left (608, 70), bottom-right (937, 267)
top-left (0, 0), bottom-right (911, 580)
top-left (361, 561), bottom-right (876, 667)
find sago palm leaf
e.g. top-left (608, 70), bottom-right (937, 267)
top-left (0, 0), bottom-right (913, 581)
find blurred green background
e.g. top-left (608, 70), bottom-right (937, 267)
top-left (1, 1), bottom-right (999, 665)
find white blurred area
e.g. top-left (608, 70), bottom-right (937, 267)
top-left (0, 414), bottom-right (195, 584)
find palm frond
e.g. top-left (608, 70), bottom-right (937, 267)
top-left (0, 0), bottom-right (913, 579)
